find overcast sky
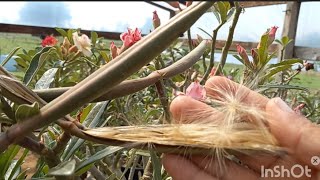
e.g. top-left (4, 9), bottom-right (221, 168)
top-left (0, 2), bottom-right (320, 47)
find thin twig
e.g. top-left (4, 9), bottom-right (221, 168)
top-left (215, 2), bottom-right (242, 75)
top-left (200, 23), bottom-right (224, 84)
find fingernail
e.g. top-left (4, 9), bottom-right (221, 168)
top-left (274, 97), bottom-right (294, 113)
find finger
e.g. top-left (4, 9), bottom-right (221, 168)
top-left (204, 76), bottom-right (268, 109)
top-left (266, 97), bottom-right (320, 170)
top-left (170, 95), bottom-right (221, 124)
top-left (162, 154), bottom-right (217, 180)
top-left (189, 155), bottom-right (259, 180)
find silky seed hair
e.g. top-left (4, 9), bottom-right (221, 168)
top-left (83, 76), bottom-right (284, 173)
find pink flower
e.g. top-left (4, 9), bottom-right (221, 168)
top-left (41, 35), bottom-right (58, 47)
top-left (186, 81), bottom-right (206, 100)
top-left (153, 11), bottom-right (161, 29)
top-left (267, 26), bottom-right (278, 46)
top-left (110, 41), bottom-right (119, 59)
top-left (120, 28), bottom-right (142, 48)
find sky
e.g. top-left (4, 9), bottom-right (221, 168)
top-left (0, 1), bottom-right (320, 48)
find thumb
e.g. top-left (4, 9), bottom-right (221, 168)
top-left (266, 97), bottom-right (320, 169)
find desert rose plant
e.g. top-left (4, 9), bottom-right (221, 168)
top-left (0, 2), bottom-right (318, 180)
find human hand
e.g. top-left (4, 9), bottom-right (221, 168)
top-left (163, 76), bottom-right (320, 180)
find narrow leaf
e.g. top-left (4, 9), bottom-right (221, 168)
top-left (198, 27), bottom-right (213, 39)
top-left (35, 68), bottom-right (58, 90)
top-left (1, 47), bottom-right (21, 67)
top-left (149, 149), bottom-right (161, 180)
top-left (55, 28), bottom-right (68, 37)
top-left (23, 47), bottom-right (54, 85)
top-left (75, 146), bottom-right (123, 172)
top-left (91, 32), bottom-right (98, 46)
top-left (8, 148), bottom-right (29, 180)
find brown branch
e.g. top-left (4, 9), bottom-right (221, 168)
top-left (200, 23), bottom-right (224, 84)
top-left (17, 136), bottom-right (60, 168)
top-left (35, 41), bottom-right (207, 102)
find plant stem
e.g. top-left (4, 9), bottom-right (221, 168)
top-left (215, 2), bottom-right (242, 76)
top-left (187, 29), bottom-right (193, 51)
top-left (128, 155), bottom-right (140, 180)
top-left (35, 41), bottom-right (207, 102)
top-left (141, 158), bottom-right (153, 180)
top-left (200, 23), bottom-right (224, 84)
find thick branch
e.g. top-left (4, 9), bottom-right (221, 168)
top-left (35, 41), bottom-right (207, 102)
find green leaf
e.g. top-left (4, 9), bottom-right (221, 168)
top-left (233, 55), bottom-right (244, 65)
top-left (5, 160), bottom-right (19, 180)
top-left (75, 146), bottom-right (123, 173)
top-left (15, 102), bottom-right (40, 122)
top-left (91, 32), bottom-right (98, 46)
top-left (217, 2), bottom-right (227, 22)
top-left (79, 104), bottom-right (93, 123)
top-left (55, 28), bottom-right (68, 37)
top-left (23, 47), bottom-right (55, 85)
top-left (48, 159), bottom-right (76, 176)
top-left (265, 51), bottom-right (277, 65)
top-left (264, 65), bottom-right (292, 80)
top-left (1, 47), bottom-right (21, 67)
top-left (258, 34), bottom-right (269, 67)
top-left (0, 145), bottom-right (20, 178)
top-left (149, 149), bottom-right (161, 180)
top-left (74, 164), bottom-right (93, 176)
top-left (275, 39), bottom-right (283, 45)
top-left (67, 29), bottom-right (74, 44)
top-left (171, 74), bottom-right (184, 82)
top-left (15, 169), bottom-right (28, 180)
top-left (197, 27), bottom-right (213, 39)
top-left (7, 148), bottom-right (29, 180)
top-left (99, 51), bottom-right (110, 63)
top-left (268, 59), bottom-right (303, 68)
top-left (35, 68), bottom-right (58, 90)
top-left (0, 96), bottom-right (16, 122)
top-left (62, 101), bottom-right (110, 160)
top-left (281, 36), bottom-right (293, 47)
top-left (212, 10), bottom-right (221, 24)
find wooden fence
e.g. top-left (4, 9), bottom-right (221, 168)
top-left (0, 22), bottom-right (319, 61)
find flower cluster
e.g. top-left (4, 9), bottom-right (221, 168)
top-left (41, 35), bottom-right (58, 47)
top-left (110, 28), bottom-right (142, 59)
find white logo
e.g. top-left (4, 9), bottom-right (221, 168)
top-left (261, 165), bottom-right (312, 178)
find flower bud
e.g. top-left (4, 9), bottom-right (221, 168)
top-left (152, 10), bottom-right (161, 29)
